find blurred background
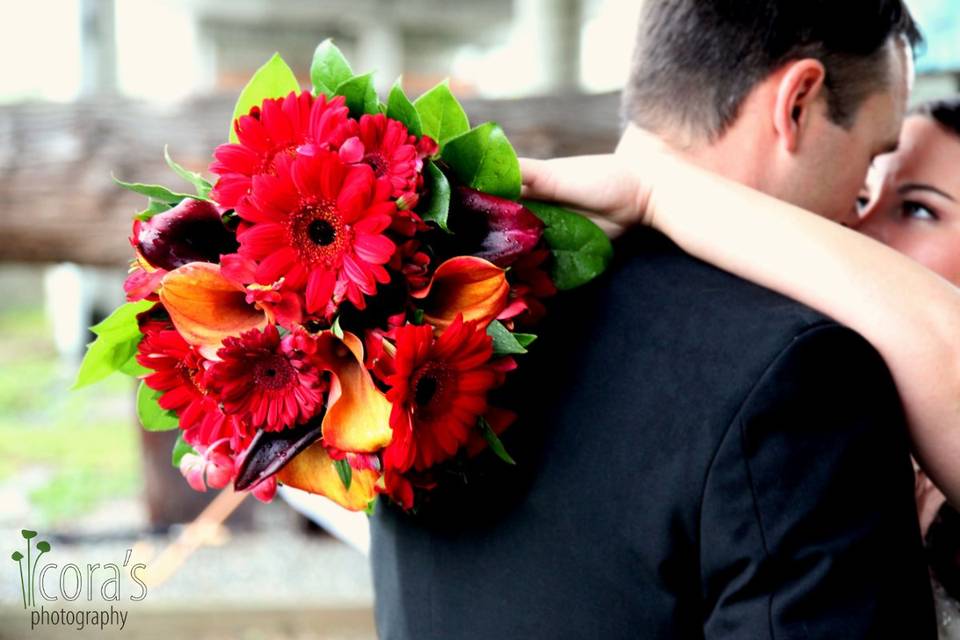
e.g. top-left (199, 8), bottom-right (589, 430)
top-left (0, 0), bottom-right (958, 638)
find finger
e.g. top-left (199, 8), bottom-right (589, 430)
top-left (518, 157), bottom-right (543, 186)
top-left (518, 155), bottom-right (627, 210)
top-left (518, 157), bottom-right (565, 202)
top-left (519, 168), bottom-right (579, 208)
top-left (517, 185), bottom-right (625, 240)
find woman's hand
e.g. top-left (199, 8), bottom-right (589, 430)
top-left (519, 155), bottom-right (650, 239)
top-left (518, 125), bottom-right (674, 239)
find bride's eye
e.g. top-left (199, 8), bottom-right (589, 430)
top-left (902, 201), bottom-right (938, 221)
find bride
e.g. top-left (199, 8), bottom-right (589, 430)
top-left (520, 96), bottom-right (960, 633)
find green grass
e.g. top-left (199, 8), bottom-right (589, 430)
top-left (0, 305), bottom-right (142, 524)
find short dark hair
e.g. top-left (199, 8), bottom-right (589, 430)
top-left (911, 98), bottom-right (960, 138)
top-left (622, 0), bottom-right (922, 140)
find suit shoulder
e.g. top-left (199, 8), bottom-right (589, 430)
top-left (603, 226), bottom-right (833, 342)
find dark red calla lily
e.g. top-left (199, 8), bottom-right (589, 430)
top-left (448, 186), bottom-right (544, 267)
top-left (134, 198), bottom-right (238, 272)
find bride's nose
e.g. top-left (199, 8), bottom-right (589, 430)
top-left (850, 195), bottom-right (879, 231)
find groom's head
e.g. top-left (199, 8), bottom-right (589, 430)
top-left (620, 0), bottom-right (921, 223)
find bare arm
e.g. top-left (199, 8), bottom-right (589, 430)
top-left (520, 145), bottom-right (960, 507)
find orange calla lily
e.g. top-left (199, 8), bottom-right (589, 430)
top-left (314, 331), bottom-right (393, 453)
top-left (159, 262), bottom-right (267, 357)
top-left (411, 256), bottom-right (509, 330)
top-left (277, 440), bottom-right (379, 511)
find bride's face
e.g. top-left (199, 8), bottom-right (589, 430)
top-left (856, 114), bottom-right (960, 284)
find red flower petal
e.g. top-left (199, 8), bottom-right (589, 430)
top-left (237, 223), bottom-right (286, 258)
top-left (353, 233), bottom-right (396, 264)
top-left (254, 247), bottom-right (299, 283)
top-left (306, 269), bottom-right (336, 313)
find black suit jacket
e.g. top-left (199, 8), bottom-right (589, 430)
top-left (370, 226), bottom-right (936, 639)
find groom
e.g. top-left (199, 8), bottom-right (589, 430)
top-left (370, 1), bottom-right (937, 638)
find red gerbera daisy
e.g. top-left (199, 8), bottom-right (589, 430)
top-left (136, 327), bottom-right (240, 450)
top-left (337, 113), bottom-right (425, 207)
top-left (236, 150), bottom-right (398, 313)
top-left (136, 328), bottom-right (223, 435)
top-left (208, 324), bottom-right (325, 434)
top-left (382, 314), bottom-right (501, 472)
top-left (210, 91), bottom-right (350, 209)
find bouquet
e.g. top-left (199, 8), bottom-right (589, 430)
top-left (75, 40), bottom-right (613, 513)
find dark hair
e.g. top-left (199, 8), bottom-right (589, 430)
top-left (911, 98), bottom-right (960, 138)
top-left (622, 0), bottom-right (923, 140)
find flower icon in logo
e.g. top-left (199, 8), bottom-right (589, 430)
top-left (11, 529), bottom-right (51, 608)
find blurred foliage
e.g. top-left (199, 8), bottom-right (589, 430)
top-left (0, 305), bottom-right (142, 525)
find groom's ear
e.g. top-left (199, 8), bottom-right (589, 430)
top-left (772, 59), bottom-right (828, 154)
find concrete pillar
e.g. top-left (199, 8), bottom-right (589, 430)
top-left (514, 0), bottom-right (583, 93)
top-left (355, 22), bottom-right (404, 96)
top-left (79, 0), bottom-right (118, 97)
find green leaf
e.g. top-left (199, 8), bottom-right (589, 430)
top-left (171, 434), bottom-right (197, 468)
top-left (441, 122), bottom-right (521, 200)
top-left (513, 333), bottom-right (537, 348)
top-left (331, 315), bottom-right (344, 339)
top-left (119, 352), bottom-right (151, 377)
top-left (386, 77), bottom-right (423, 137)
top-left (113, 176), bottom-right (203, 204)
top-left (89, 300), bottom-right (153, 335)
top-left (333, 458), bottom-right (353, 491)
top-left (74, 300), bottom-right (153, 389)
top-left (478, 417), bottom-right (516, 466)
top-left (136, 381), bottom-right (180, 431)
top-left (311, 38), bottom-right (354, 98)
top-left (363, 499), bottom-right (377, 516)
top-left (486, 320), bottom-right (528, 355)
top-left (134, 199), bottom-right (174, 222)
top-left (412, 308), bottom-right (425, 325)
top-left (419, 161), bottom-right (451, 232)
top-left (335, 73), bottom-right (380, 119)
top-left (164, 145), bottom-right (213, 199)
top-left (521, 199), bottom-right (615, 290)
top-left (229, 52), bottom-right (300, 143)
top-left (413, 80), bottom-right (469, 148)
